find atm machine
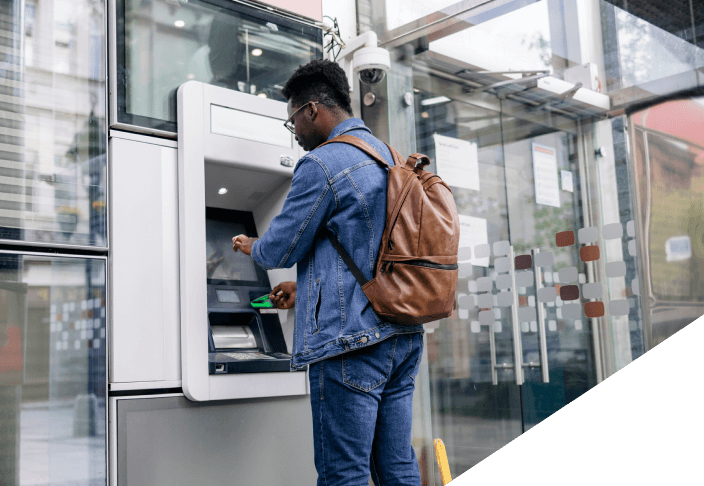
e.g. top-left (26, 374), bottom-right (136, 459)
top-left (108, 81), bottom-right (317, 484)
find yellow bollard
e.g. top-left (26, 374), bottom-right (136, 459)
top-left (434, 438), bottom-right (452, 485)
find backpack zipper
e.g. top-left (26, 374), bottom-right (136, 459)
top-left (382, 259), bottom-right (458, 273)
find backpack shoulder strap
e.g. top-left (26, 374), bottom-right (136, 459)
top-left (318, 135), bottom-right (390, 168)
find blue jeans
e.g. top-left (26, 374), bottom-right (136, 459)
top-left (308, 332), bottom-right (424, 486)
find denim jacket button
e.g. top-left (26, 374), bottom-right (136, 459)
top-left (375, 332), bottom-right (380, 339)
top-left (361, 336), bottom-right (368, 344)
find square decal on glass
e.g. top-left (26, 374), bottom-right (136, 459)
top-left (562, 303), bottom-right (581, 319)
top-left (477, 293), bottom-right (494, 309)
top-left (493, 321), bottom-right (502, 333)
top-left (627, 220), bottom-right (635, 237)
top-left (518, 306), bottom-right (536, 322)
top-left (514, 254), bottom-right (532, 270)
top-left (537, 287), bottom-right (556, 303)
top-left (609, 299), bottom-right (630, 316)
top-left (558, 266), bottom-right (578, 284)
top-left (493, 240), bottom-right (510, 257)
top-left (602, 223), bottom-right (623, 240)
top-left (458, 247), bottom-right (472, 261)
top-left (628, 239), bottom-right (637, 257)
top-left (560, 285), bottom-right (579, 301)
top-left (582, 282), bottom-right (602, 299)
top-left (458, 295), bottom-right (476, 309)
top-left (479, 310), bottom-right (494, 325)
top-left (578, 226), bottom-right (598, 244)
top-left (496, 274), bottom-right (512, 290)
top-left (470, 321), bottom-right (480, 333)
top-left (497, 290), bottom-right (513, 307)
top-left (606, 261), bottom-right (627, 278)
top-left (515, 271), bottom-right (534, 287)
top-left (585, 301), bottom-right (605, 318)
top-left (535, 251), bottom-right (554, 268)
top-left (632, 278), bottom-right (639, 296)
top-left (475, 244), bottom-right (491, 258)
top-left (556, 231), bottom-right (575, 247)
top-left (580, 245), bottom-right (600, 262)
top-left (548, 320), bottom-right (557, 331)
top-left (459, 262), bottom-right (473, 278)
top-left (476, 277), bottom-right (492, 292)
top-left (495, 257), bottom-right (511, 273)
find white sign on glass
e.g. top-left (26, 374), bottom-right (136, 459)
top-left (434, 134), bottom-right (480, 191)
top-left (532, 142), bottom-right (561, 207)
top-left (458, 214), bottom-right (489, 267)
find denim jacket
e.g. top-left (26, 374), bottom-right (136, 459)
top-left (251, 118), bottom-right (423, 369)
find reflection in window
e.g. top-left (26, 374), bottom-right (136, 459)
top-left (118, 0), bottom-right (322, 132)
top-left (0, 253), bottom-right (106, 485)
top-left (0, 0), bottom-right (106, 247)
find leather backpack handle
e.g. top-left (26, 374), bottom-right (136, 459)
top-left (406, 153), bottom-right (430, 170)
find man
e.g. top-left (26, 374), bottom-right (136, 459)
top-left (232, 59), bottom-right (423, 486)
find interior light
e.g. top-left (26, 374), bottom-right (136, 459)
top-left (174, 20), bottom-right (185, 28)
top-left (421, 112), bottom-right (429, 118)
top-left (257, 93), bottom-right (267, 98)
top-left (420, 96), bottom-right (451, 106)
top-left (414, 88), bottom-right (420, 93)
top-left (187, 73), bottom-right (195, 80)
top-left (251, 48), bottom-right (263, 57)
top-left (218, 188), bottom-right (228, 195)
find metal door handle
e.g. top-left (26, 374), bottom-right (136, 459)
top-left (532, 248), bottom-right (550, 383)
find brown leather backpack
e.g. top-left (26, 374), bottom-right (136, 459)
top-left (319, 135), bottom-right (460, 325)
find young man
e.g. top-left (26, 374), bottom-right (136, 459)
top-left (232, 59), bottom-right (424, 486)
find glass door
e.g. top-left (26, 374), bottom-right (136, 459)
top-left (414, 79), bottom-right (601, 473)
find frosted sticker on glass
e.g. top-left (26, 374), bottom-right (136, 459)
top-left (478, 293), bottom-right (494, 309)
top-left (470, 321), bottom-right (481, 333)
top-left (538, 287), bottom-right (556, 303)
top-left (578, 226), bottom-right (599, 244)
top-left (494, 257), bottom-right (511, 273)
top-left (574, 319), bottom-right (583, 331)
top-left (474, 244), bottom-right (491, 258)
top-left (459, 262), bottom-right (473, 278)
top-left (609, 299), bottom-right (630, 316)
top-left (562, 303), bottom-right (581, 319)
top-left (558, 266), bottom-right (578, 284)
top-left (493, 321), bottom-right (502, 333)
top-left (606, 261), bottom-right (627, 278)
top-left (632, 278), bottom-right (639, 296)
top-left (535, 251), bottom-right (554, 268)
top-left (493, 241), bottom-right (510, 257)
top-left (458, 247), bottom-right (472, 261)
top-left (544, 271), bottom-right (553, 283)
top-left (548, 320), bottom-right (557, 331)
top-left (458, 295), bottom-right (476, 309)
top-left (628, 239), bottom-right (637, 257)
top-left (497, 291), bottom-right (513, 307)
top-left (578, 273), bottom-right (586, 284)
top-left (627, 220), bottom-right (635, 237)
top-left (583, 282), bottom-right (603, 299)
top-left (479, 310), bottom-right (494, 325)
top-left (602, 223), bottom-right (623, 240)
top-left (552, 272), bottom-right (560, 283)
top-left (555, 297), bottom-right (563, 306)
top-left (459, 309), bottom-right (469, 320)
top-left (521, 322), bottom-right (530, 333)
top-left (496, 274), bottom-right (513, 290)
top-left (530, 321), bottom-right (538, 332)
top-left (556, 308), bottom-right (562, 318)
top-left (493, 308), bottom-right (501, 319)
top-left (211, 105), bottom-right (292, 148)
top-left (515, 271), bottom-right (534, 287)
top-left (476, 277), bottom-right (493, 292)
top-left (528, 295), bottom-right (535, 307)
top-left (468, 281), bottom-right (478, 293)
top-left (518, 306), bottom-right (536, 322)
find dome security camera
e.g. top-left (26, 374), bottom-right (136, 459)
top-left (353, 46), bottom-right (390, 85)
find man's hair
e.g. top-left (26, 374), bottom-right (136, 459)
top-left (281, 59), bottom-right (353, 116)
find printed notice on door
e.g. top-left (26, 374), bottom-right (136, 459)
top-left (532, 143), bottom-right (561, 207)
top-left (458, 214), bottom-right (489, 267)
top-left (434, 134), bottom-right (480, 191)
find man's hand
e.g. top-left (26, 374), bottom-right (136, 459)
top-left (232, 235), bottom-right (256, 256)
top-left (269, 281), bottom-right (296, 310)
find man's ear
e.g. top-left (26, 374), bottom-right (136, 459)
top-left (309, 102), bottom-right (319, 121)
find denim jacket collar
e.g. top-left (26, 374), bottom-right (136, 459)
top-left (327, 118), bottom-right (371, 140)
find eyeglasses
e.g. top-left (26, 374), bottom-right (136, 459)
top-left (284, 101), bottom-right (319, 134)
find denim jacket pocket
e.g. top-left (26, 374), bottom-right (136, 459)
top-left (342, 336), bottom-right (397, 392)
top-left (309, 279), bottom-right (322, 334)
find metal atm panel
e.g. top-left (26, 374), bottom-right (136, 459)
top-left (177, 81), bottom-right (305, 401)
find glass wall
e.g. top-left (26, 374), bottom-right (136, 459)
top-left (0, 253), bottom-right (106, 485)
top-left (357, 0), bottom-right (704, 482)
top-left (115, 0), bottom-right (323, 133)
top-left (0, 0), bottom-right (107, 247)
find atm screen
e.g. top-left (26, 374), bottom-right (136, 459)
top-left (205, 208), bottom-right (269, 287)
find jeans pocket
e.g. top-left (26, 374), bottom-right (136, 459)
top-left (342, 337), bottom-right (397, 392)
top-left (409, 333), bottom-right (424, 384)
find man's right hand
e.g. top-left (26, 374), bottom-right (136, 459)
top-left (269, 281), bottom-right (296, 310)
